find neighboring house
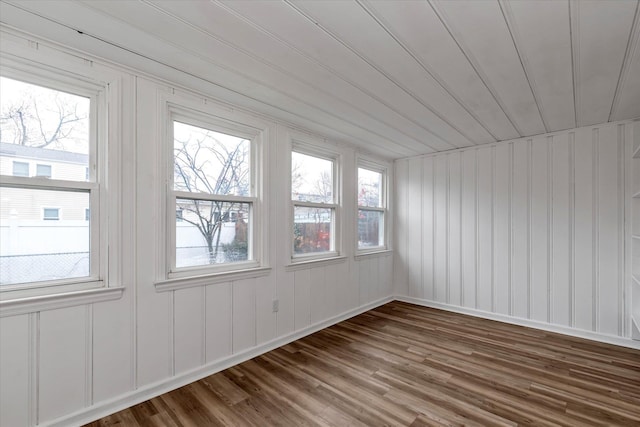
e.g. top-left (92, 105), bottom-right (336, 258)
top-left (0, 142), bottom-right (89, 221)
top-left (0, 142), bottom-right (90, 284)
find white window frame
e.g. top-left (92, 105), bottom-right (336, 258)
top-left (42, 207), bottom-right (60, 221)
top-left (36, 163), bottom-right (52, 178)
top-left (290, 141), bottom-right (342, 263)
top-left (12, 161), bottom-right (29, 177)
top-left (165, 104), bottom-right (263, 279)
top-left (356, 158), bottom-right (389, 254)
top-left (0, 63), bottom-right (106, 298)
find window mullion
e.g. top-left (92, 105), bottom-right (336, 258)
top-left (173, 190), bottom-right (255, 204)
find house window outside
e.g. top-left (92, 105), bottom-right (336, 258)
top-left (357, 165), bottom-right (386, 251)
top-left (0, 75), bottom-right (98, 289)
top-left (291, 149), bottom-right (339, 259)
top-left (170, 119), bottom-right (255, 272)
top-left (43, 207), bottom-right (60, 221)
top-left (12, 161), bottom-right (29, 176)
top-left (36, 164), bottom-right (52, 178)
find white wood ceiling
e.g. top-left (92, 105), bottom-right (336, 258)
top-left (1, 0), bottom-right (639, 159)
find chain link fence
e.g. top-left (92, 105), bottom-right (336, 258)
top-left (0, 251), bottom-right (89, 285)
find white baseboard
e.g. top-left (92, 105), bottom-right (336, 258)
top-left (396, 295), bottom-right (640, 350)
top-left (44, 296), bottom-right (394, 427)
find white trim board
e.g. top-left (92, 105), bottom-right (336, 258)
top-left (395, 295), bottom-right (640, 350)
top-left (41, 296), bottom-right (394, 427)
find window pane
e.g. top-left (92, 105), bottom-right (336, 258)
top-left (293, 206), bottom-right (332, 254)
top-left (0, 77), bottom-right (90, 181)
top-left (42, 208), bottom-right (59, 220)
top-left (12, 161), bottom-right (28, 177)
top-left (358, 210), bottom-right (383, 248)
top-left (173, 121), bottom-right (250, 197)
top-left (292, 152), bottom-right (333, 203)
top-left (0, 187), bottom-right (90, 286)
top-left (176, 199), bottom-right (250, 268)
top-left (358, 167), bottom-right (383, 208)
top-left (36, 164), bottom-right (52, 178)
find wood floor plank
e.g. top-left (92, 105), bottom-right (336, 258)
top-left (84, 302), bottom-right (640, 426)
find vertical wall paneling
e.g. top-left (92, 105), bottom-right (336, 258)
top-left (324, 265), bottom-right (338, 318)
top-left (551, 133), bottom-right (571, 326)
top-left (0, 315), bottom-right (30, 427)
top-left (310, 266), bottom-right (327, 324)
top-left (136, 79), bottom-right (171, 387)
top-left (448, 152), bottom-right (462, 306)
top-left (394, 159), bottom-right (409, 295)
top-left (599, 124), bottom-right (622, 335)
top-left (92, 292), bottom-right (133, 403)
top-left (511, 141), bottom-right (529, 318)
top-left (408, 158), bottom-right (423, 299)
top-left (434, 155), bottom-right (448, 302)
top-left (334, 261), bottom-right (350, 316)
top-left (232, 278), bottom-right (256, 354)
top-left (477, 148), bottom-right (493, 311)
top-left (256, 272), bottom-right (277, 345)
top-left (394, 121), bottom-right (630, 341)
top-left (531, 138), bottom-right (550, 322)
top-left (493, 144), bottom-right (510, 315)
top-left (422, 156), bottom-right (435, 300)
top-left (38, 306), bottom-right (87, 422)
top-left (173, 287), bottom-right (205, 374)
top-left (461, 150), bottom-right (477, 308)
top-left (294, 269), bottom-right (311, 331)
top-left (574, 127), bottom-right (595, 330)
top-left (358, 260), bottom-right (371, 305)
top-left (205, 283), bottom-right (232, 363)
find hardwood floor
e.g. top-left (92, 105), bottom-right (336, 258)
top-left (85, 302), bottom-right (640, 426)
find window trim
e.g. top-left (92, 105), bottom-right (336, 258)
top-left (0, 60), bottom-right (108, 298)
top-left (163, 101), bottom-right (266, 280)
top-left (12, 161), bottom-right (29, 177)
top-left (42, 206), bottom-right (60, 221)
top-left (290, 139), bottom-right (342, 263)
top-left (356, 158), bottom-right (389, 255)
top-left (36, 163), bottom-right (52, 178)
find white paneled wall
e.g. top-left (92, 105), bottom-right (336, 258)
top-left (0, 31), bottom-right (393, 427)
top-left (396, 121), bottom-right (634, 341)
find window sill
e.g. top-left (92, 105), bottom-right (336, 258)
top-left (0, 286), bottom-right (125, 317)
top-left (285, 256), bottom-right (347, 272)
top-left (355, 249), bottom-right (393, 260)
top-left (155, 266), bottom-right (272, 292)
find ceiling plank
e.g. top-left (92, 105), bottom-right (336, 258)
top-left (609, 1), bottom-right (640, 122)
top-left (146, 0), bottom-right (445, 153)
top-left (288, 0), bottom-right (491, 147)
top-left (431, 0), bottom-right (546, 137)
top-left (501, 0), bottom-right (575, 132)
top-left (572, 0), bottom-right (637, 127)
top-left (0, 0), bottom-right (417, 158)
top-left (221, 0), bottom-right (464, 151)
top-left (72, 0), bottom-right (426, 156)
top-left (361, 0), bottom-right (519, 142)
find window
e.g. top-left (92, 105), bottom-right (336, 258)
top-left (0, 75), bottom-right (100, 290)
top-left (291, 148), bottom-right (339, 259)
top-left (357, 163), bottom-right (387, 251)
top-left (85, 208), bottom-right (90, 221)
top-left (12, 161), bottom-right (29, 177)
top-left (36, 163), bottom-right (52, 178)
top-left (169, 117), bottom-right (256, 273)
top-left (43, 207), bottom-right (60, 221)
